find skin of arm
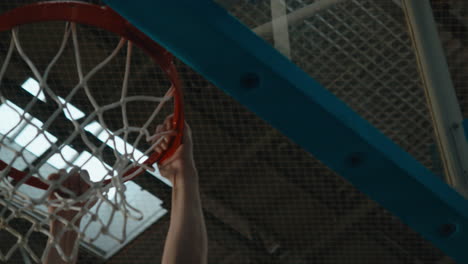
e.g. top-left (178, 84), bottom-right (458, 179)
top-left (155, 116), bottom-right (208, 264)
top-left (45, 215), bottom-right (81, 264)
top-left (45, 115), bottom-right (208, 264)
top-left (45, 169), bottom-right (93, 264)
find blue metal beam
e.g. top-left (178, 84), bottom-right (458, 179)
top-left (104, 0), bottom-right (468, 261)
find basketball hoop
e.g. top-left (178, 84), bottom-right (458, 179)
top-left (0, 1), bottom-right (184, 262)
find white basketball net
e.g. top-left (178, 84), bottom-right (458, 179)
top-left (0, 22), bottom-right (175, 263)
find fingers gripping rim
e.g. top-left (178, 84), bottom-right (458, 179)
top-left (0, 1), bottom-right (184, 189)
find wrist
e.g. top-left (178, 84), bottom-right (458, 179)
top-left (172, 165), bottom-right (200, 193)
top-left (172, 160), bottom-right (197, 181)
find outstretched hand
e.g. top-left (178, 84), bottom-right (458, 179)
top-left (47, 168), bottom-right (95, 223)
top-left (152, 115), bottom-right (197, 187)
top-left (45, 168), bottom-right (96, 264)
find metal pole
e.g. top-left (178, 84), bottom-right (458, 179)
top-left (270, 0), bottom-right (291, 58)
top-left (253, 0), bottom-right (346, 37)
top-left (402, 0), bottom-right (468, 197)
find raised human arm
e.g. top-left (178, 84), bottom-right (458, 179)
top-left (155, 117), bottom-right (208, 264)
top-left (45, 169), bottom-right (92, 264)
top-left (45, 216), bottom-right (81, 264)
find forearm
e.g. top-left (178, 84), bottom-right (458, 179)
top-left (45, 220), bottom-right (80, 264)
top-left (162, 167), bottom-right (208, 264)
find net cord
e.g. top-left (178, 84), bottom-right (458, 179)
top-left (0, 21), bottom-right (174, 263)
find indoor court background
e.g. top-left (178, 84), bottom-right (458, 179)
top-left (1, 0), bottom-right (467, 263)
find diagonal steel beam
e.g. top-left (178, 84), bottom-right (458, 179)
top-left (104, 0), bottom-right (468, 262)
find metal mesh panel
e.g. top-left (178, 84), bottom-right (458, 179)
top-left (228, 0), bottom-right (440, 175)
top-left (0, 0), bottom-right (464, 263)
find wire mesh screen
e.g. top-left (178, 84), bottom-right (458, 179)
top-left (0, 0), bottom-right (464, 263)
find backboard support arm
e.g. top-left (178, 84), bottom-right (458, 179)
top-left (103, 0), bottom-right (468, 262)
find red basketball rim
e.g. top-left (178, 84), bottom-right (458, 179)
top-left (0, 1), bottom-right (184, 190)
